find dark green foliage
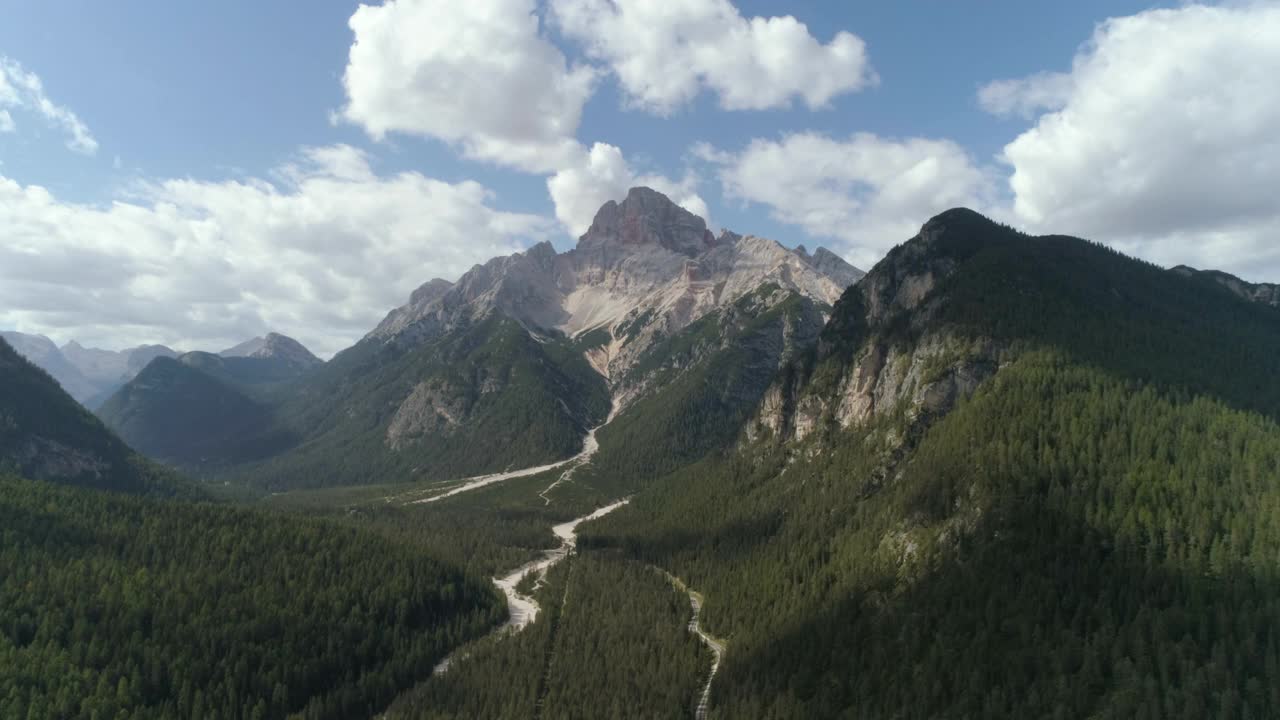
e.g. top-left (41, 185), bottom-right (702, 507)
top-left (175, 351), bottom-right (316, 389)
top-left (388, 553), bottom-right (707, 720)
top-left (569, 327), bottom-right (612, 354)
top-left (98, 356), bottom-right (294, 473)
top-left (576, 213), bottom-right (1280, 718)
top-left (585, 353), bottom-right (1280, 718)
top-left (248, 314), bottom-right (610, 489)
top-left (100, 314), bottom-right (610, 490)
top-left (938, 242), bottom-right (1280, 420)
top-left (0, 475), bottom-right (502, 720)
top-left (0, 337), bottom-right (189, 497)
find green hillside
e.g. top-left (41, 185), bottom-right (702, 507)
top-left (246, 314), bottom-right (610, 490)
top-left (0, 475), bottom-right (502, 719)
top-left (575, 210), bottom-right (1280, 718)
top-left (0, 337), bottom-right (187, 497)
top-left (97, 355), bottom-right (294, 473)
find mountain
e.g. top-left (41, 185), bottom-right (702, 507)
top-left (103, 187), bottom-right (861, 487)
top-left (573, 208), bottom-right (1280, 718)
top-left (0, 335), bottom-right (187, 495)
top-left (371, 187), bottom-right (860, 388)
top-left (1171, 264), bottom-right (1280, 308)
top-left (0, 327), bottom-right (499, 720)
top-left (220, 331), bottom-right (323, 369)
top-left (0, 331), bottom-right (179, 408)
top-left (0, 331), bottom-right (98, 401)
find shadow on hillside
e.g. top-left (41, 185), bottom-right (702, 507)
top-left (714, 504), bottom-right (1280, 719)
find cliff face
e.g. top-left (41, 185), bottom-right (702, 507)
top-left (367, 187), bottom-right (863, 405)
top-left (750, 209), bottom-right (1004, 445)
top-left (1171, 265), bottom-right (1280, 308)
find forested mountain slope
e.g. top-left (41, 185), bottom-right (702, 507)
top-left (0, 338), bottom-right (502, 719)
top-left (577, 209), bottom-right (1280, 718)
top-left (97, 354), bottom-right (296, 473)
top-left (0, 336), bottom-right (186, 496)
top-left (0, 475), bottom-right (502, 719)
top-left (1172, 264), bottom-right (1280, 308)
top-left (249, 314), bottom-right (612, 489)
top-left (0, 331), bottom-right (179, 407)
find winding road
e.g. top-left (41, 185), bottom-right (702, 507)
top-left (660, 571), bottom-right (727, 719)
top-left (687, 590), bottom-right (725, 720)
top-left (432, 499), bottom-right (630, 675)
top-left (411, 408), bottom-right (614, 507)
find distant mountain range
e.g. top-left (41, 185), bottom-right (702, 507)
top-left (0, 330), bottom-right (320, 409)
top-left (5, 188), bottom-right (1280, 717)
top-left (0, 335), bottom-right (188, 496)
top-left (90, 187), bottom-right (863, 484)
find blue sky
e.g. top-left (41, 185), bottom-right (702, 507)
top-left (1, 1), bottom-right (1277, 354)
top-left (0, 1), bottom-right (1159, 211)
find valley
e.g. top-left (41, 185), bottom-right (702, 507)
top-left (7, 1), bottom-right (1277, 717)
top-left (5, 192), bottom-right (1280, 719)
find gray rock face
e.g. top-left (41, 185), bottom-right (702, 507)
top-left (1171, 265), bottom-right (1280, 308)
top-left (581, 186), bottom-right (717, 256)
top-left (221, 333), bottom-right (322, 369)
top-left (749, 211), bottom-right (1002, 445)
top-left (368, 186), bottom-right (865, 404)
top-left (253, 333), bottom-right (322, 368)
top-left (794, 245), bottom-right (863, 291)
top-left (386, 379), bottom-right (471, 449)
top-left (219, 336), bottom-right (268, 358)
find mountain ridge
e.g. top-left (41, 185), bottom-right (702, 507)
top-left (98, 187), bottom-right (861, 486)
top-left (371, 186), bottom-right (862, 392)
top-left (0, 336), bottom-right (189, 496)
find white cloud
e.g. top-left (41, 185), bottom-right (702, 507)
top-left (0, 56), bottom-right (98, 154)
top-left (977, 71), bottom-right (1072, 119)
top-left (548, 142), bottom-right (708, 236)
top-left (0, 145), bottom-right (550, 356)
top-left (339, 0), bottom-right (595, 173)
top-left (336, 0), bottom-right (713, 236)
top-left (701, 132), bottom-right (995, 269)
top-left (550, 0), bottom-right (874, 114)
top-left (991, 3), bottom-right (1280, 280)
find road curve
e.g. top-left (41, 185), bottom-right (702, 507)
top-left (659, 571), bottom-right (726, 719)
top-left (687, 590), bottom-right (725, 720)
top-left (433, 499), bottom-right (630, 675)
top-left (411, 412), bottom-right (612, 506)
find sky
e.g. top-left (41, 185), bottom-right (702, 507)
top-left (2, 0), bottom-right (1278, 356)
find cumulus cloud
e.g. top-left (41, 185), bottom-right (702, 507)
top-left (547, 142), bottom-right (708, 236)
top-left (0, 145), bottom-right (550, 356)
top-left (336, 0), bottom-right (708, 234)
top-left (990, 3), bottom-right (1280, 280)
top-left (338, 0), bottom-right (594, 173)
top-left (550, 0), bottom-right (875, 114)
top-left (700, 133), bottom-right (995, 269)
top-left (0, 56), bottom-right (98, 154)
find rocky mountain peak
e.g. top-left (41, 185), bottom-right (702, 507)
top-left (409, 278), bottom-right (454, 305)
top-left (253, 333), bottom-right (322, 367)
top-left (581, 186), bottom-right (716, 257)
top-left (221, 333), bottom-right (321, 368)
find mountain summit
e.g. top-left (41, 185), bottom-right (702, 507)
top-left (220, 332), bottom-right (322, 368)
top-left (372, 186), bottom-right (862, 384)
top-left (581, 186), bottom-right (717, 256)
